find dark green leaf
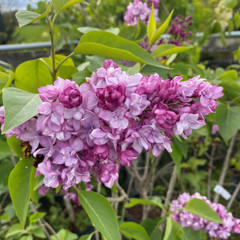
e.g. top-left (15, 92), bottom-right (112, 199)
top-left (8, 158), bottom-right (34, 226)
top-left (2, 88), bottom-right (42, 133)
top-left (0, 140), bottom-right (11, 160)
top-left (7, 135), bottom-right (24, 158)
top-left (15, 59), bottom-right (52, 93)
top-left (75, 189), bottom-right (121, 240)
top-left (183, 228), bottom-right (207, 240)
top-left (74, 31), bottom-right (167, 69)
top-left (184, 198), bottom-right (223, 224)
top-left (120, 222), bottom-right (150, 240)
top-left (225, 0), bottom-right (238, 8)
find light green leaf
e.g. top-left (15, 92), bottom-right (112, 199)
top-left (29, 212), bottom-right (46, 224)
top-left (147, 5), bottom-right (156, 45)
top-left (217, 70), bottom-right (238, 81)
top-left (2, 88), bottom-right (42, 133)
top-left (34, 175), bottom-right (44, 191)
top-left (16, 10), bottom-right (41, 27)
top-left (51, 229), bottom-right (78, 240)
top-left (33, 227), bottom-right (46, 239)
top-left (215, 103), bottom-right (240, 143)
top-left (163, 217), bottom-right (184, 240)
top-left (75, 189), bottom-right (121, 240)
top-left (15, 59), bottom-right (52, 93)
top-left (152, 10), bottom-right (174, 45)
top-left (6, 223), bottom-right (25, 238)
top-left (152, 44), bottom-right (191, 58)
top-left (225, 0), bottom-right (237, 8)
top-left (0, 70), bottom-right (14, 94)
top-left (120, 222), bottom-right (150, 240)
top-left (74, 31), bottom-right (167, 69)
top-left (184, 198), bottom-right (223, 224)
top-left (62, 0), bottom-right (84, 10)
top-left (20, 236), bottom-right (33, 240)
top-left (53, 0), bottom-right (68, 12)
top-left (8, 158), bottom-right (34, 226)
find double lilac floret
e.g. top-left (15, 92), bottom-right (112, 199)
top-left (0, 60), bottom-right (223, 199)
top-left (171, 193), bottom-right (240, 239)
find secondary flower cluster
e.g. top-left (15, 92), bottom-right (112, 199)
top-left (171, 193), bottom-right (240, 239)
top-left (124, 0), bottom-right (159, 26)
top-left (0, 60), bottom-right (223, 195)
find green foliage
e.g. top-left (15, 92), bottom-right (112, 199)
top-left (163, 217), bottom-right (184, 240)
top-left (8, 158), bottom-right (34, 226)
top-left (15, 59), bottom-right (52, 93)
top-left (184, 198), bottom-right (223, 224)
top-left (2, 88), bottom-right (42, 133)
top-left (120, 222), bottom-right (150, 240)
top-left (147, 5), bottom-right (156, 45)
top-left (75, 189), bottom-right (121, 240)
top-left (74, 31), bottom-right (167, 69)
top-left (215, 103), bottom-right (240, 143)
top-left (51, 229), bottom-right (78, 240)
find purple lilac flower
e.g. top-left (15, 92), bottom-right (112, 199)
top-left (124, 0), bottom-right (158, 26)
top-left (0, 60), bottom-right (223, 199)
top-left (171, 193), bottom-right (240, 239)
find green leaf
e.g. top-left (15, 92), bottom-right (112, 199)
top-left (0, 70), bottom-right (14, 94)
top-left (215, 103), bottom-right (240, 143)
top-left (20, 236), bottom-right (33, 240)
top-left (120, 222), bottom-right (150, 240)
top-left (51, 229), bottom-right (78, 240)
top-left (7, 135), bottom-right (24, 158)
top-left (79, 232), bottom-right (95, 240)
top-left (16, 10), bottom-right (41, 27)
top-left (152, 10), bottom-right (174, 45)
top-left (125, 198), bottom-right (164, 210)
top-left (184, 198), bottom-right (223, 224)
top-left (2, 88), bottom-right (42, 133)
top-left (15, 59), bottom-right (52, 93)
top-left (0, 160), bottom-right (12, 186)
top-left (75, 189), bottom-right (121, 240)
top-left (163, 217), bottom-right (184, 240)
top-left (0, 140), bottom-right (11, 160)
top-left (30, 167), bottom-right (38, 203)
top-left (173, 137), bottom-right (188, 159)
top-left (8, 158), bottom-right (33, 226)
top-left (74, 31), bottom-right (167, 69)
top-left (147, 5), bottom-right (156, 45)
top-left (29, 212), bottom-right (46, 224)
top-left (217, 70), bottom-right (238, 81)
top-left (53, 0), bottom-right (68, 12)
top-left (183, 228), bottom-right (207, 240)
top-left (6, 223), bottom-right (25, 238)
top-left (61, 0), bottom-right (84, 10)
top-left (34, 175), bottom-right (44, 191)
top-left (225, 0), bottom-right (237, 8)
top-left (170, 143), bottom-right (182, 177)
top-left (33, 227), bottom-right (46, 239)
top-left (152, 44), bottom-right (191, 58)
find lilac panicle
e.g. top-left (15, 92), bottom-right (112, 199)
top-left (171, 193), bottom-right (240, 239)
top-left (0, 60), bottom-right (223, 200)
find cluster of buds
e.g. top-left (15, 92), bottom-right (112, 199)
top-left (171, 193), bottom-right (240, 239)
top-left (0, 60), bottom-right (223, 200)
top-left (168, 15), bottom-right (193, 46)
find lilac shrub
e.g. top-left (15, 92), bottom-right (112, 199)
top-left (171, 193), bottom-right (240, 239)
top-left (0, 60), bottom-right (223, 199)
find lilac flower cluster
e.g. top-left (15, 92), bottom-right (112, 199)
top-left (124, 0), bottom-right (159, 26)
top-left (0, 60), bottom-right (223, 196)
top-left (168, 15), bottom-right (193, 46)
top-left (171, 193), bottom-right (240, 239)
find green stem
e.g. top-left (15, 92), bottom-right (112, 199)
top-left (55, 52), bottom-right (74, 73)
top-left (47, 18), bottom-right (56, 82)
